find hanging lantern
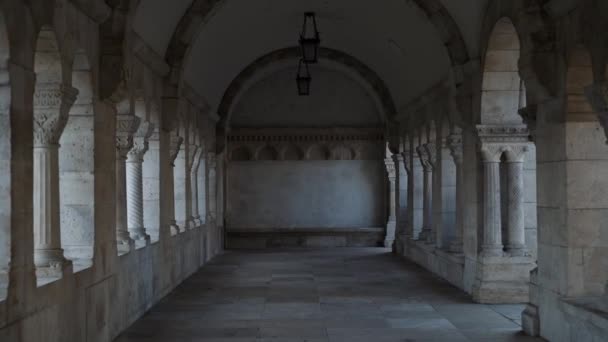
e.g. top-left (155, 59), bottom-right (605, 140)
top-left (299, 12), bottom-right (320, 64)
top-left (296, 59), bottom-right (311, 96)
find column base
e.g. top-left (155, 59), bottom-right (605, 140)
top-left (471, 255), bottom-right (534, 303)
top-left (129, 229), bottom-right (151, 248)
top-left (505, 244), bottom-right (528, 257)
top-left (448, 241), bottom-right (463, 254)
top-left (35, 257), bottom-right (73, 281)
top-left (418, 227), bottom-right (431, 241)
top-left (522, 304), bottom-right (540, 336)
top-left (116, 237), bottom-right (135, 255)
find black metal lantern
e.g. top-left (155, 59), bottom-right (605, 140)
top-left (299, 12), bottom-right (320, 64)
top-left (296, 59), bottom-right (311, 96)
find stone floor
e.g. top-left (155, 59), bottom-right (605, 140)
top-left (116, 248), bottom-right (544, 342)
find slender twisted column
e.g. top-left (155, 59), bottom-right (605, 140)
top-left (480, 145), bottom-right (504, 257)
top-left (505, 145), bottom-right (528, 256)
top-left (416, 145), bottom-right (433, 243)
top-left (126, 121), bottom-right (154, 243)
top-left (33, 83), bottom-right (78, 274)
top-left (448, 133), bottom-right (464, 254)
top-left (169, 132), bottom-right (183, 234)
top-left (116, 114), bottom-right (140, 253)
top-left (384, 157), bottom-right (397, 248)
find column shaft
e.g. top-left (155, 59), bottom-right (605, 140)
top-left (33, 145), bottom-right (66, 266)
top-left (506, 161), bottom-right (526, 255)
top-left (126, 155), bottom-right (148, 241)
top-left (482, 160), bottom-right (503, 256)
top-left (116, 151), bottom-right (132, 252)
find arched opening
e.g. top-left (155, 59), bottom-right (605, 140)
top-left (256, 145), bottom-right (278, 161)
top-left (481, 18), bottom-right (524, 125)
top-left (59, 48), bottom-right (95, 271)
top-left (0, 10), bottom-right (11, 300)
top-left (231, 146), bottom-right (252, 161)
top-left (474, 16), bottom-right (537, 303)
top-left (33, 26), bottom-right (78, 283)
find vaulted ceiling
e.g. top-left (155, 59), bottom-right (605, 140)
top-left (131, 0), bottom-right (492, 118)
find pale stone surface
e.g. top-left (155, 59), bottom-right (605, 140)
top-left (116, 248), bottom-right (539, 342)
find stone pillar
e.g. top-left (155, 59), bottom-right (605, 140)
top-left (505, 145), bottom-right (529, 256)
top-left (143, 128), bottom-right (161, 242)
top-left (480, 145), bottom-right (504, 257)
top-left (384, 157), bottom-right (397, 248)
top-left (191, 145), bottom-right (202, 227)
top-left (186, 140), bottom-right (198, 228)
top-left (448, 132), bottom-right (464, 254)
top-left (33, 83), bottom-right (78, 276)
top-left (126, 121), bottom-right (154, 245)
top-left (416, 144), bottom-right (433, 243)
top-left (168, 132), bottom-right (183, 235)
top-left (115, 113), bottom-right (140, 254)
top-left (393, 153), bottom-right (408, 252)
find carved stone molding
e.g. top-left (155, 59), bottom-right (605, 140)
top-left (116, 114), bottom-right (141, 158)
top-left (447, 134), bottom-right (463, 164)
top-left (477, 125), bottom-right (530, 143)
top-left (384, 158), bottom-right (397, 180)
top-left (169, 132), bottom-right (183, 166)
top-left (127, 121), bottom-right (155, 161)
top-left (227, 128), bottom-right (384, 161)
top-left (416, 145), bottom-right (433, 171)
top-left (33, 83), bottom-right (79, 146)
top-left (584, 83), bottom-right (608, 143)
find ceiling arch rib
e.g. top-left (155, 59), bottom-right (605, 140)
top-left (218, 47), bottom-right (396, 130)
top-left (156, 0), bottom-right (468, 116)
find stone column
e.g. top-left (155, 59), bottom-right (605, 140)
top-left (480, 145), bottom-right (504, 257)
top-left (187, 140), bottom-right (198, 228)
top-left (416, 145), bottom-right (433, 243)
top-left (191, 145), bottom-right (203, 227)
top-left (33, 83), bottom-right (78, 276)
top-left (393, 153), bottom-right (408, 248)
top-left (115, 113), bottom-right (140, 254)
top-left (384, 157), bottom-right (397, 248)
top-left (126, 121), bottom-right (154, 245)
top-left (505, 145), bottom-right (529, 256)
top-left (168, 132), bottom-right (183, 234)
top-left (448, 132), bottom-right (464, 254)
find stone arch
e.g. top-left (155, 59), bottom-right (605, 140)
top-left (306, 144), bottom-right (329, 161)
top-left (479, 2), bottom-right (556, 108)
top-left (480, 17), bottom-right (524, 125)
top-left (59, 48), bottom-right (95, 270)
top-left (217, 47), bottom-right (396, 130)
top-left (282, 144), bottom-right (303, 161)
top-left (231, 146), bottom-right (252, 161)
top-left (256, 145), bottom-right (278, 161)
top-left (166, 0), bottom-right (470, 87)
top-left (0, 9), bottom-right (10, 300)
top-left (331, 144), bottom-right (355, 161)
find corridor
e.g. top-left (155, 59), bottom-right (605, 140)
top-left (116, 249), bottom-right (540, 342)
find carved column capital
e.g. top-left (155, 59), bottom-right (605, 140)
top-left (33, 83), bottom-right (79, 146)
top-left (416, 145), bottom-right (433, 171)
top-left (384, 158), bottom-right (397, 180)
top-left (477, 125), bottom-right (530, 163)
top-left (401, 151), bottom-right (411, 174)
top-left (584, 83), bottom-right (608, 144)
top-left (127, 121), bottom-right (155, 161)
top-left (169, 132), bottom-right (184, 166)
top-left (116, 114), bottom-right (141, 159)
top-left (447, 133), bottom-right (463, 164)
